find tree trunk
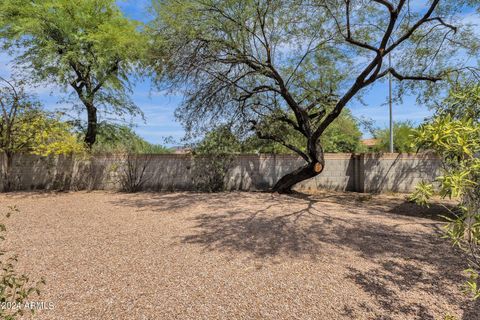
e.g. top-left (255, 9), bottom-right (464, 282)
top-left (271, 138), bottom-right (326, 194)
top-left (84, 103), bottom-right (98, 148)
top-left (1, 151), bottom-right (14, 192)
top-left (272, 159), bottom-right (325, 194)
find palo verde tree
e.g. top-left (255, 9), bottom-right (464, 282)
top-left (0, 77), bottom-right (83, 191)
top-left (0, 0), bottom-right (147, 148)
top-left (151, 0), bottom-right (468, 193)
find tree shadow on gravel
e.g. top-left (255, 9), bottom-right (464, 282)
top-left (180, 192), bottom-right (478, 319)
top-left (298, 190), bottom-right (458, 221)
top-left (109, 191), bottom-right (260, 213)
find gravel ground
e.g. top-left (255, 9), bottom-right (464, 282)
top-left (0, 191), bottom-right (478, 320)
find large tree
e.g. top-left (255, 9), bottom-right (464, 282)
top-left (0, 0), bottom-right (147, 147)
top-left (151, 0), bottom-right (470, 193)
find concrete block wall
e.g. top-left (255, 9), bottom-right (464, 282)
top-left (0, 153), bottom-right (441, 193)
top-left (360, 153), bottom-right (442, 193)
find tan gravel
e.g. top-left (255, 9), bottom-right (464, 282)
top-left (0, 191), bottom-right (478, 320)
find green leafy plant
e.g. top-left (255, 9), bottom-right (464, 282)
top-left (91, 124), bottom-right (171, 155)
top-left (412, 105), bottom-right (480, 299)
top-left (409, 181), bottom-right (435, 207)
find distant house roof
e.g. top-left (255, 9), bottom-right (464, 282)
top-left (172, 146), bottom-right (192, 154)
top-left (361, 138), bottom-right (380, 147)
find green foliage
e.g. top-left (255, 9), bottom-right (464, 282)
top-left (409, 181), bottom-right (435, 207)
top-left (91, 124), bottom-right (171, 154)
top-left (412, 111), bottom-right (480, 299)
top-left (0, 206), bottom-right (44, 320)
top-left (0, 0), bottom-right (148, 146)
top-left (373, 121), bottom-right (418, 153)
top-left (192, 126), bottom-right (236, 192)
top-left (321, 111), bottom-right (364, 153)
top-left (25, 114), bottom-right (85, 157)
top-left (438, 83), bottom-right (480, 121)
top-left (191, 154), bottom-right (233, 192)
top-left (1, 79), bottom-right (84, 190)
top-left (195, 110), bottom-right (363, 155)
top-left (464, 269), bottom-right (480, 300)
top-left (0, 79), bottom-right (83, 157)
top-left (1, 110), bottom-right (83, 157)
top-left (194, 126), bottom-right (242, 155)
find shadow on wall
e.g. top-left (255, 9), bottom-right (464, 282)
top-left (362, 153), bottom-right (441, 193)
top-left (301, 154), bottom-right (357, 192)
top-left (26, 155), bottom-right (114, 191)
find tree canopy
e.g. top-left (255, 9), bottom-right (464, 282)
top-left (0, 0), bottom-right (148, 147)
top-left (150, 0), bottom-right (469, 192)
top-left (373, 121), bottom-right (418, 153)
top-left (436, 82), bottom-right (480, 121)
top-left (92, 123), bottom-right (171, 154)
top-left (195, 109), bottom-right (363, 154)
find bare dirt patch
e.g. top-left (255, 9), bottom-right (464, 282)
top-left (0, 191), bottom-right (477, 319)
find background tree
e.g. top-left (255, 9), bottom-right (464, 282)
top-left (189, 126), bottom-right (236, 192)
top-left (151, 0), bottom-right (464, 193)
top-left (92, 123), bottom-right (171, 154)
top-left (373, 121), bottom-right (418, 153)
top-left (0, 0), bottom-right (147, 147)
top-left (195, 109), bottom-right (363, 154)
top-left (321, 109), bottom-right (364, 153)
top-left (0, 77), bottom-right (83, 191)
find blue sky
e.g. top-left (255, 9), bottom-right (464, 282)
top-left (0, 0), bottom-right (471, 146)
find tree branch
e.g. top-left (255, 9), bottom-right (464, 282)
top-left (376, 68), bottom-right (442, 82)
top-left (254, 129), bottom-right (310, 162)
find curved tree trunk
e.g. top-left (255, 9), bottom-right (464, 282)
top-left (272, 162), bottom-right (323, 193)
top-left (272, 156), bottom-right (325, 194)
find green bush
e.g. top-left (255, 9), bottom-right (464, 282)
top-left (411, 114), bottom-right (480, 299)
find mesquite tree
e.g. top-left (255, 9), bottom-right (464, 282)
top-left (151, 0), bottom-right (468, 193)
top-left (0, 0), bottom-right (147, 147)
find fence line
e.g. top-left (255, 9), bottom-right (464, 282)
top-left (0, 153), bottom-right (441, 193)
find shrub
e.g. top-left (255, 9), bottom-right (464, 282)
top-left (190, 154), bottom-right (233, 192)
top-left (118, 154), bottom-right (153, 193)
top-left (411, 115), bottom-right (480, 299)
